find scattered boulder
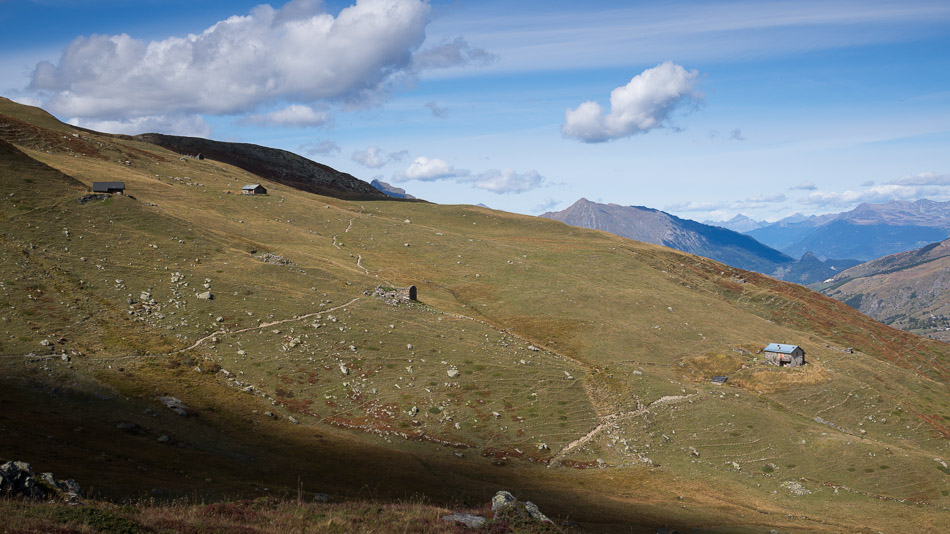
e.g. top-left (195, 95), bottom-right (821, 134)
top-left (491, 490), bottom-right (553, 524)
top-left (158, 396), bottom-right (191, 416)
top-left (441, 513), bottom-right (486, 528)
top-left (447, 369), bottom-right (460, 378)
top-left (197, 291), bottom-right (213, 300)
top-left (491, 491), bottom-right (518, 515)
top-left (115, 422), bottom-right (139, 432)
top-left (0, 461), bottom-right (81, 500)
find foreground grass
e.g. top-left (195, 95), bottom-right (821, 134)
top-left (0, 496), bottom-right (563, 534)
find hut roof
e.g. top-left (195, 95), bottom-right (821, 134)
top-left (242, 184), bottom-right (262, 190)
top-left (764, 343), bottom-right (801, 354)
top-left (92, 181), bottom-right (125, 192)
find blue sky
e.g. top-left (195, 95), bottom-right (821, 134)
top-left (2, 0), bottom-right (949, 221)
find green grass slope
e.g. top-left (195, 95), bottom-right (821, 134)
top-left (1, 97), bottom-right (949, 533)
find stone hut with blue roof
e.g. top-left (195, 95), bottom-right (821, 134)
top-left (763, 343), bottom-right (805, 367)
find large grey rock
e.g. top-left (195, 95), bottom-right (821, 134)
top-left (441, 513), bottom-right (486, 528)
top-left (524, 501), bottom-right (552, 523)
top-left (0, 461), bottom-right (81, 499)
top-left (490, 490), bottom-right (553, 524)
top-left (491, 490), bottom-right (517, 515)
top-left (197, 291), bottom-right (213, 300)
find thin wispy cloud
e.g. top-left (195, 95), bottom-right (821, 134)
top-left (245, 105), bottom-right (331, 127)
top-left (436, 1), bottom-right (950, 73)
top-left (425, 101), bottom-right (448, 118)
top-left (351, 146), bottom-right (408, 169)
top-left (800, 183), bottom-right (950, 208)
top-left (299, 139), bottom-right (340, 157)
top-left (465, 169), bottom-right (544, 194)
top-left (65, 114), bottom-right (211, 137)
top-left (393, 156), bottom-right (545, 194)
top-left (393, 156), bottom-right (470, 181)
top-left (888, 171), bottom-right (950, 185)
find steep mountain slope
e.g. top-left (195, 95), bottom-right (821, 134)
top-left (542, 198), bottom-right (793, 273)
top-left (748, 201), bottom-right (950, 261)
top-left (770, 252), bottom-right (861, 285)
top-left (818, 238), bottom-right (950, 340)
top-left (131, 132), bottom-right (390, 201)
top-left (2, 98), bottom-right (950, 532)
top-left (782, 219), bottom-right (949, 261)
top-left (543, 198), bottom-right (853, 284)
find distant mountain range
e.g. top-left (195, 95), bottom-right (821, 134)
top-left (817, 238), bottom-right (950, 341)
top-left (542, 199), bottom-right (857, 283)
top-left (736, 200), bottom-right (950, 261)
top-left (703, 213), bottom-right (768, 233)
top-left (371, 179), bottom-right (416, 199)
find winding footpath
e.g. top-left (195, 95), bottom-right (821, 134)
top-left (547, 394), bottom-right (695, 467)
top-left (176, 297), bottom-right (361, 354)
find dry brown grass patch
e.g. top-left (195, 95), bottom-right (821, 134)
top-left (730, 362), bottom-right (832, 393)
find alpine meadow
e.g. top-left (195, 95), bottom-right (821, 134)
top-left (2, 1), bottom-right (950, 533)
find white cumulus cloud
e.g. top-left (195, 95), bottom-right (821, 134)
top-left (27, 0), bottom-right (490, 128)
top-left (562, 61), bottom-right (703, 143)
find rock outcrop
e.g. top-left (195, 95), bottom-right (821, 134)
top-left (0, 461), bottom-right (82, 500)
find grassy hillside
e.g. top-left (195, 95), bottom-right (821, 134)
top-left (2, 97), bottom-right (950, 533)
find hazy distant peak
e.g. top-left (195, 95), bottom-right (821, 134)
top-left (371, 179), bottom-right (416, 199)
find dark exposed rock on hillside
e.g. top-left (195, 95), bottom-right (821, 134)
top-left (132, 133), bottom-right (390, 201)
top-left (0, 461), bottom-right (82, 500)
